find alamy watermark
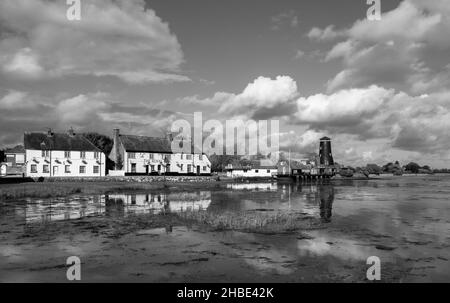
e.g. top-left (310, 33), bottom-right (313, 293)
top-left (66, 256), bottom-right (81, 281)
top-left (170, 112), bottom-right (279, 159)
top-left (366, 256), bottom-right (381, 281)
top-left (367, 0), bottom-right (381, 21)
top-left (66, 0), bottom-right (81, 21)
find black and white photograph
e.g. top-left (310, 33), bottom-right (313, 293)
top-left (0, 0), bottom-right (449, 289)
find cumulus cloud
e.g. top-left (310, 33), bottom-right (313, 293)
top-left (320, 0), bottom-right (450, 93)
top-left (290, 83), bottom-right (450, 161)
top-left (0, 0), bottom-right (188, 84)
top-left (307, 25), bottom-right (346, 41)
top-left (0, 90), bottom-right (182, 147)
top-left (294, 85), bottom-right (394, 128)
top-left (179, 76), bottom-right (299, 120)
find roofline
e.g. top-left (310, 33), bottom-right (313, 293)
top-left (23, 131), bottom-right (102, 152)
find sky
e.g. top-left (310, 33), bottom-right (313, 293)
top-left (1, 0), bottom-right (450, 167)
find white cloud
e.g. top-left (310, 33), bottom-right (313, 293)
top-left (0, 91), bottom-right (31, 109)
top-left (321, 0), bottom-right (450, 93)
top-left (295, 85), bottom-right (394, 126)
top-left (0, 0), bottom-right (188, 84)
top-left (178, 76), bottom-right (299, 120)
top-left (218, 76), bottom-right (299, 117)
top-left (307, 25), bottom-right (346, 41)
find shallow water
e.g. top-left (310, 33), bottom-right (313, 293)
top-left (0, 176), bottom-right (449, 282)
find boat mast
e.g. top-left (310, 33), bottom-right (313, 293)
top-left (288, 149), bottom-right (291, 176)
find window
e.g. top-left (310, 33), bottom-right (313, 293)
top-left (43, 165), bottom-right (49, 173)
top-left (186, 154), bottom-right (192, 160)
top-left (149, 153), bottom-right (154, 159)
top-left (31, 164), bottom-right (37, 173)
top-left (128, 152), bottom-right (136, 159)
top-left (65, 165), bottom-right (71, 173)
top-left (150, 164), bottom-right (155, 171)
top-left (267, 170), bottom-right (270, 173)
top-left (93, 166), bottom-right (99, 174)
top-left (180, 154), bottom-right (183, 160)
top-left (131, 163), bottom-right (136, 173)
top-left (187, 164), bottom-right (192, 173)
top-left (94, 152), bottom-right (99, 159)
top-left (41, 150), bottom-right (50, 157)
top-left (165, 154), bottom-right (171, 161)
top-left (157, 165), bottom-right (161, 171)
top-left (255, 169), bottom-right (259, 173)
top-left (180, 164), bottom-right (183, 171)
top-left (80, 151), bottom-right (86, 159)
top-left (79, 166), bottom-right (86, 174)
top-left (199, 154), bottom-right (203, 160)
top-left (203, 166), bottom-right (207, 171)
top-left (64, 151), bottom-right (71, 158)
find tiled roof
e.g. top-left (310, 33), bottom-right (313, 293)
top-left (119, 135), bottom-right (172, 153)
top-left (119, 134), bottom-right (204, 154)
top-left (24, 132), bottom-right (101, 152)
top-left (4, 145), bottom-right (25, 154)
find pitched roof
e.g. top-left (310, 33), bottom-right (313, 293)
top-left (4, 145), bottom-right (25, 154)
top-left (320, 136), bottom-right (331, 141)
top-left (119, 134), bottom-right (205, 154)
top-left (119, 135), bottom-right (172, 153)
top-left (24, 132), bottom-right (101, 152)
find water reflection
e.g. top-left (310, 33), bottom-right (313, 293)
top-left (105, 191), bottom-right (211, 215)
top-left (319, 185), bottom-right (334, 223)
top-left (4, 183), bottom-right (338, 224)
top-left (11, 191), bottom-right (211, 224)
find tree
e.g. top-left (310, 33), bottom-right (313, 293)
top-left (208, 154), bottom-right (239, 172)
top-left (405, 162), bottom-right (420, 174)
top-left (82, 133), bottom-right (113, 154)
top-left (366, 164), bottom-right (382, 175)
top-left (82, 133), bottom-right (115, 171)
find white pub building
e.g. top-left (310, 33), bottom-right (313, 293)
top-left (109, 129), bottom-right (211, 175)
top-left (24, 129), bottom-right (106, 177)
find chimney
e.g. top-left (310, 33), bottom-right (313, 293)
top-left (113, 128), bottom-right (121, 170)
top-left (46, 128), bottom-right (54, 137)
top-left (67, 127), bottom-right (75, 137)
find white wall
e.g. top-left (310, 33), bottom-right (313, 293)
top-left (123, 151), bottom-right (211, 174)
top-left (227, 168), bottom-right (277, 178)
top-left (25, 149), bottom-right (106, 177)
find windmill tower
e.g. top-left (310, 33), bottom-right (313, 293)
top-left (319, 137), bottom-right (334, 166)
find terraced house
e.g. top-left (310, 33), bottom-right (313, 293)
top-left (109, 129), bottom-right (211, 176)
top-left (24, 129), bottom-right (106, 177)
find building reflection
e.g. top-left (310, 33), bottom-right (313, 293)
top-left (318, 185), bottom-right (334, 223)
top-left (18, 191), bottom-right (212, 223)
top-left (105, 191), bottom-right (212, 216)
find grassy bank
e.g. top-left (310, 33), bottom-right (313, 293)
top-left (176, 210), bottom-right (321, 234)
top-left (0, 181), bottom-right (224, 201)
